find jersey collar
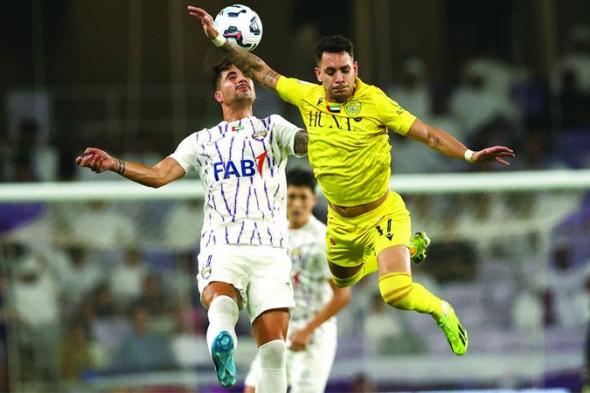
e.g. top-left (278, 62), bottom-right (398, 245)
top-left (323, 78), bottom-right (365, 113)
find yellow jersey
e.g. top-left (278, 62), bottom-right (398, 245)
top-left (276, 76), bottom-right (416, 206)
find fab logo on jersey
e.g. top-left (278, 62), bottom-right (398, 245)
top-left (212, 151), bottom-right (267, 181)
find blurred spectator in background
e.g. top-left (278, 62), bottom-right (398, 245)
top-left (164, 252), bottom-right (200, 307)
top-left (388, 57), bottom-right (432, 121)
top-left (556, 68), bottom-right (590, 128)
top-left (60, 321), bottom-right (96, 382)
top-left (125, 134), bottom-right (162, 166)
top-left (114, 305), bottom-right (174, 372)
top-left (56, 246), bottom-right (103, 316)
top-left (163, 200), bottom-right (204, 251)
top-left (6, 118), bottom-right (57, 182)
top-left (137, 273), bottom-right (174, 334)
top-left (85, 283), bottom-right (129, 369)
top-left (7, 246), bottom-right (61, 391)
top-left (390, 132), bottom-right (452, 174)
top-left (64, 201), bottom-right (138, 250)
top-left (363, 292), bottom-right (403, 356)
top-left (547, 242), bottom-right (590, 327)
top-left (511, 285), bottom-right (544, 333)
top-left (109, 248), bottom-right (149, 307)
top-left (170, 306), bottom-right (207, 368)
top-left (552, 25), bottom-right (590, 93)
top-left (450, 60), bottom-right (515, 139)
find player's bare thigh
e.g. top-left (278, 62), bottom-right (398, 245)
top-left (251, 308), bottom-right (290, 346)
top-left (377, 244), bottom-right (411, 276)
top-left (328, 244), bottom-right (411, 279)
top-left (202, 281), bottom-right (243, 309)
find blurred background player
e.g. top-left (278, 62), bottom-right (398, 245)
top-left (244, 168), bottom-right (351, 393)
top-left (75, 58), bottom-right (308, 392)
top-left (188, 6), bottom-right (516, 356)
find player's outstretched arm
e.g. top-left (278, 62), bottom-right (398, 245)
top-left (289, 282), bottom-right (351, 351)
top-left (187, 5), bottom-right (282, 92)
top-left (75, 147), bottom-right (185, 188)
top-left (406, 119), bottom-right (515, 166)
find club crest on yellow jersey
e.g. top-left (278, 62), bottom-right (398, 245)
top-left (344, 101), bottom-right (362, 117)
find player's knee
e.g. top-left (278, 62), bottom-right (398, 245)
top-left (258, 339), bottom-right (286, 369)
top-left (378, 272), bottom-right (413, 310)
top-left (328, 262), bottom-right (363, 287)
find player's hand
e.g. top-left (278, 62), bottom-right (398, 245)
top-left (472, 146), bottom-right (515, 166)
top-left (187, 6), bottom-right (219, 40)
top-left (288, 328), bottom-right (312, 352)
top-left (75, 147), bottom-right (117, 173)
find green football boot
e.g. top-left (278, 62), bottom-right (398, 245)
top-left (410, 231), bottom-right (431, 264)
top-left (436, 301), bottom-right (468, 356)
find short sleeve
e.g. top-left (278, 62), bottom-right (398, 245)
top-left (276, 76), bottom-right (313, 106)
top-left (374, 88), bottom-right (417, 135)
top-left (169, 132), bottom-right (200, 173)
top-left (271, 115), bottom-right (305, 158)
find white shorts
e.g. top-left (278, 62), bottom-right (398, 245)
top-left (197, 244), bottom-right (295, 322)
top-left (244, 321), bottom-right (337, 392)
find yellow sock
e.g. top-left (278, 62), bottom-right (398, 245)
top-left (378, 272), bottom-right (443, 318)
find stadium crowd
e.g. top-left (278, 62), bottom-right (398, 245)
top-left (1, 22), bottom-right (590, 393)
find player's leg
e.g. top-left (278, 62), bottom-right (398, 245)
top-left (246, 246), bottom-right (295, 393)
top-left (325, 207), bottom-right (375, 287)
top-left (202, 282), bottom-right (242, 387)
top-left (373, 196), bottom-right (468, 355)
top-left (326, 196), bottom-right (431, 288)
top-left (251, 309), bottom-right (290, 393)
top-left (376, 245), bottom-right (468, 355)
top-left (197, 245), bottom-right (252, 387)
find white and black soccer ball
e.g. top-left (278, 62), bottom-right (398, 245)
top-left (214, 4), bottom-right (263, 51)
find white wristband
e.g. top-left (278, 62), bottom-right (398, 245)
top-left (211, 34), bottom-right (227, 47)
top-left (464, 149), bottom-right (476, 163)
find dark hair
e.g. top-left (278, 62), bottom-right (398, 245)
top-left (203, 49), bottom-right (233, 91)
top-left (314, 35), bottom-right (354, 64)
top-left (286, 168), bottom-right (316, 192)
top-left (211, 60), bottom-right (233, 91)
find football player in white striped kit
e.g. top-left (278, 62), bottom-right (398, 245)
top-left (244, 168), bottom-right (351, 393)
top-left (75, 58), bottom-right (308, 393)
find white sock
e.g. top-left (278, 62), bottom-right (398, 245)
top-left (206, 295), bottom-right (239, 355)
top-left (255, 339), bottom-right (287, 393)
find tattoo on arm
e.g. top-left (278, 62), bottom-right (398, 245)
top-left (433, 136), bottom-right (441, 150)
top-left (221, 41), bottom-right (279, 90)
top-left (263, 71), bottom-right (279, 88)
top-left (294, 130), bottom-right (308, 155)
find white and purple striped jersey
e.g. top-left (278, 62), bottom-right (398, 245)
top-left (289, 216), bottom-right (334, 328)
top-left (170, 114), bottom-right (303, 249)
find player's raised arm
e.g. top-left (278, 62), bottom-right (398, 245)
top-left (75, 147), bottom-right (185, 188)
top-left (187, 5), bottom-right (282, 92)
top-left (406, 119), bottom-right (516, 166)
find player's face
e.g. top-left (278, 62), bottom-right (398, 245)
top-left (215, 65), bottom-right (256, 105)
top-left (287, 185), bottom-right (317, 229)
top-left (315, 51), bottom-right (358, 103)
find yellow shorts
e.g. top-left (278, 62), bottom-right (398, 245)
top-left (326, 191), bottom-right (412, 271)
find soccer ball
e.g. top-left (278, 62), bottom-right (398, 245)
top-left (214, 4), bottom-right (263, 51)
